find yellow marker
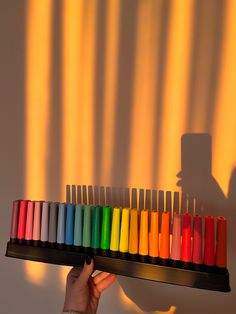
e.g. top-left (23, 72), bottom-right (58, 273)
top-left (149, 210), bottom-right (159, 263)
top-left (119, 208), bottom-right (130, 259)
top-left (139, 209), bottom-right (149, 262)
top-left (110, 207), bottom-right (121, 257)
top-left (128, 209), bottom-right (139, 260)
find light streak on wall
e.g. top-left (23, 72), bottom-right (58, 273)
top-left (24, 0), bottom-right (52, 284)
top-left (118, 283), bottom-right (176, 314)
top-left (24, 261), bottom-right (47, 286)
top-left (212, 0), bottom-right (236, 195)
top-left (61, 0), bottom-right (84, 192)
top-left (157, 0), bottom-right (194, 191)
top-left (100, 0), bottom-right (121, 184)
top-left (25, 0), bottom-right (52, 199)
top-left (128, 0), bottom-right (160, 188)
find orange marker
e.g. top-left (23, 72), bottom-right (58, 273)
top-left (159, 211), bottom-right (170, 265)
top-left (215, 216), bottom-right (227, 269)
top-left (128, 208), bottom-right (139, 260)
top-left (139, 209), bottom-right (149, 262)
top-left (149, 210), bottom-right (159, 263)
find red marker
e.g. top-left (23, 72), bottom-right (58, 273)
top-left (17, 200), bottom-right (28, 243)
top-left (192, 214), bottom-right (203, 268)
top-left (181, 212), bottom-right (191, 267)
top-left (25, 201), bottom-right (34, 245)
top-left (215, 216), bottom-right (227, 269)
top-left (204, 215), bottom-right (215, 268)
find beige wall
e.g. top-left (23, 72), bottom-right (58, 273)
top-left (0, 1), bottom-right (235, 313)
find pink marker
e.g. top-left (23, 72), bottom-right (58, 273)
top-left (181, 212), bottom-right (192, 267)
top-left (192, 214), bottom-right (202, 267)
top-left (17, 200), bottom-right (28, 243)
top-left (25, 201), bottom-right (34, 244)
top-left (170, 212), bottom-right (181, 266)
top-left (33, 201), bottom-right (42, 246)
top-left (10, 200), bottom-right (20, 243)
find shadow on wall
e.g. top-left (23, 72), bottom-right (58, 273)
top-left (119, 133), bottom-right (236, 313)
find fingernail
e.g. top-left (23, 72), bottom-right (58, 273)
top-left (86, 255), bottom-right (91, 265)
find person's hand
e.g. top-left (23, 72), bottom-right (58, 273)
top-left (63, 256), bottom-right (117, 314)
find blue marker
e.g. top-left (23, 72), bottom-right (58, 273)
top-left (83, 205), bottom-right (92, 252)
top-left (74, 204), bottom-right (83, 251)
top-left (65, 203), bottom-right (75, 248)
top-left (57, 203), bottom-right (66, 249)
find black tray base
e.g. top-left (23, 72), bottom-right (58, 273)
top-left (5, 242), bottom-right (230, 292)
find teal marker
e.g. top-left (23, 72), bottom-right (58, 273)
top-left (74, 204), bottom-right (83, 251)
top-left (82, 205), bottom-right (92, 252)
top-left (91, 206), bottom-right (102, 254)
top-left (100, 206), bottom-right (111, 256)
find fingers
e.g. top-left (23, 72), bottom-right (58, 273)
top-left (95, 273), bottom-right (117, 293)
top-left (76, 256), bottom-right (94, 287)
top-left (93, 272), bottom-right (111, 285)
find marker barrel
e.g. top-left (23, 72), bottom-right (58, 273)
top-left (100, 206), bottom-right (111, 256)
top-left (170, 212), bottom-right (181, 265)
top-left (119, 208), bottom-right (130, 259)
top-left (57, 203), bottom-right (66, 248)
top-left (215, 216), bottom-right (227, 269)
top-left (92, 206), bottom-right (102, 254)
top-left (83, 205), bottom-right (92, 251)
top-left (110, 207), bottom-right (121, 257)
top-left (33, 201), bottom-right (41, 246)
top-left (181, 213), bottom-right (191, 265)
top-left (149, 210), bottom-right (159, 263)
top-left (25, 201), bottom-right (34, 244)
top-left (17, 200), bottom-right (28, 242)
top-left (159, 211), bottom-right (170, 264)
top-left (10, 200), bottom-right (20, 242)
top-left (204, 216), bottom-right (215, 267)
top-left (139, 209), bottom-right (148, 262)
top-left (129, 209), bottom-right (139, 260)
top-left (48, 202), bottom-right (58, 247)
top-left (192, 214), bottom-right (202, 266)
top-left (65, 203), bottom-right (75, 247)
top-left (74, 204), bottom-right (83, 250)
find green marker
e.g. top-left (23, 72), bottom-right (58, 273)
top-left (91, 206), bottom-right (102, 254)
top-left (100, 206), bottom-right (111, 256)
top-left (83, 205), bottom-right (92, 253)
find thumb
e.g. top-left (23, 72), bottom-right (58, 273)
top-left (77, 255), bottom-right (94, 287)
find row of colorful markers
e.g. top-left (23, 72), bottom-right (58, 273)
top-left (10, 199), bottom-right (227, 270)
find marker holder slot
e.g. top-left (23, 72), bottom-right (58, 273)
top-left (5, 241), bottom-right (230, 292)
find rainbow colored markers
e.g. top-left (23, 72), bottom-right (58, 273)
top-left (8, 192), bottom-right (228, 274)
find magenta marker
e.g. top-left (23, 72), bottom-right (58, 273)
top-left (40, 202), bottom-right (49, 247)
top-left (33, 201), bottom-right (42, 246)
top-left (192, 214), bottom-right (203, 269)
top-left (10, 200), bottom-right (20, 243)
top-left (17, 200), bottom-right (28, 243)
top-left (170, 212), bottom-right (181, 267)
top-left (25, 201), bottom-right (34, 245)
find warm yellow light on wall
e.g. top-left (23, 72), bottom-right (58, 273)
top-left (213, 0), bottom-right (236, 195)
top-left (100, 0), bottom-right (121, 184)
top-left (24, 261), bottom-right (47, 286)
top-left (157, 0), bottom-right (194, 191)
top-left (62, 0), bottom-right (97, 192)
top-left (61, 0), bottom-right (84, 193)
top-left (118, 283), bottom-right (176, 314)
top-left (25, 0), bottom-right (52, 199)
top-left (24, 0), bottom-right (52, 283)
top-left (128, 0), bottom-right (160, 188)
